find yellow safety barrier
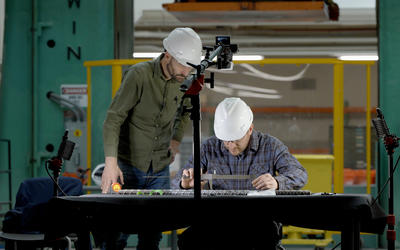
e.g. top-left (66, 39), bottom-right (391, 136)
top-left (281, 154), bottom-right (335, 248)
top-left (295, 154), bottom-right (334, 193)
top-left (84, 58), bottom-right (374, 194)
top-left (283, 226), bottom-right (333, 249)
top-left (162, 228), bottom-right (186, 235)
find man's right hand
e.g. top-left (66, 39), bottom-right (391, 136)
top-left (101, 156), bottom-right (124, 193)
top-left (180, 168), bottom-right (207, 189)
top-left (181, 168), bottom-right (194, 189)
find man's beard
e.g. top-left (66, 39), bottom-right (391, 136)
top-left (173, 75), bottom-right (186, 83)
top-left (167, 62), bottom-right (186, 83)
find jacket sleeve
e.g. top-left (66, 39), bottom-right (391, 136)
top-left (103, 68), bottom-right (142, 157)
top-left (171, 96), bottom-right (191, 142)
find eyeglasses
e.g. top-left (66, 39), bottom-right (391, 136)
top-left (223, 136), bottom-right (246, 145)
top-left (171, 58), bottom-right (195, 74)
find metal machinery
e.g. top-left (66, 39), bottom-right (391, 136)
top-left (1, 1), bottom-right (400, 249)
top-left (0, 0), bottom-right (114, 191)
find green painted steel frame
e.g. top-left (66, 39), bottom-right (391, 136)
top-left (0, 0), bottom-right (114, 205)
top-left (378, 1), bottom-right (400, 248)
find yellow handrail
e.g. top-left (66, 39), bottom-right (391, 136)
top-left (333, 63), bottom-right (344, 193)
top-left (86, 66), bottom-right (92, 186)
top-left (84, 58), bottom-right (374, 192)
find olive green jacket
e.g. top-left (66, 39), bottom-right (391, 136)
top-left (103, 55), bottom-right (190, 173)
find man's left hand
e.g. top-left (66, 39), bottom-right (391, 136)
top-left (252, 173), bottom-right (278, 190)
top-left (169, 140), bottom-right (180, 163)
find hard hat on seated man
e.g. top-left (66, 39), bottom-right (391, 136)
top-left (214, 97), bottom-right (254, 156)
top-left (161, 27), bottom-right (202, 83)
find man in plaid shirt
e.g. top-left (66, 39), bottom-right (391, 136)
top-left (173, 97), bottom-right (308, 250)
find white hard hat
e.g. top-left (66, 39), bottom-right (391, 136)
top-left (214, 97), bottom-right (254, 141)
top-left (163, 27), bottom-right (202, 67)
top-left (91, 163), bottom-right (105, 186)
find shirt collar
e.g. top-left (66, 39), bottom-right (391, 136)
top-left (248, 130), bottom-right (260, 152)
top-left (153, 54), bottom-right (166, 81)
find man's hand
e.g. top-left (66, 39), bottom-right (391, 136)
top-left (252, 173), bottom-right (278, 190)
top-left (169, 140), bottom-right (180, 163)
top-left (101, 156), bottom-right (124, 193)
top-left (180, 168), bottom-right (207, 189)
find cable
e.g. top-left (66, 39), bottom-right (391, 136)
top-left (371, 154), bottom-right (400, 206)
top-left (331, 242), bottom-right (341, 250)
top-left (330, 155), bottom-right (400, 249)
top-left (45, 160), bottom-right (68, 196)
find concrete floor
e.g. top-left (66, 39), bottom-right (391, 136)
top-left (2, 247), bottom-right (390, 250)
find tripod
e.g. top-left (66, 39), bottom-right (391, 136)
top-left (372, 108), bottom-right (399, 250)
top-left (183, 93), bottom-right (202, 201)
top-left (180, 45), bottom-right (229, 201)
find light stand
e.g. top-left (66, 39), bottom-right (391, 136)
top-left (180, 44), bottom-right (230, 201)
top-left (372, 108), bottom-right (399, 250)
top-left (182, 93), bottom-right (203, 201)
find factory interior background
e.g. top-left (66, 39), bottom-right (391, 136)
top-left (1, 0), bottom-right (400, 249)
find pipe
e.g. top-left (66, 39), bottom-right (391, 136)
top-left (46, 91), bottom-right (85, 122)
top-left (31, 0), bottom-right (38, 177)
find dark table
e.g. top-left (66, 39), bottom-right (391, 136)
top-left (45, 192), bottom-right (387, 250)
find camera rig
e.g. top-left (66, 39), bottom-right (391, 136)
top-left (180, 36), bottom-right (238, 201)
top-left (180, 36), bottom-right (238, 93)
top-left (214, 36), bottom-right (238, 70)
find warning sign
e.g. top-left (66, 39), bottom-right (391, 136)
top-left (74, 129), bottom-right (82, 137)
top-left (60, 84), bottom-right (87, 107)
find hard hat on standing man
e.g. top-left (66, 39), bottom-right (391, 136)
top-left (163, 27), bottom-right (203, 67)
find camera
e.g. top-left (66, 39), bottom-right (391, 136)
top-left (215, 36), bottom-right (238, 69)
top-left (179, 35), bottom-right (239, 92)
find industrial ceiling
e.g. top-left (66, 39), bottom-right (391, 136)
top-left (133, 1), bottom-right (376, 58)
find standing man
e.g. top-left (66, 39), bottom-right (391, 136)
top-left (101, 27), bottom-right (202, 250)
top-left (172, 97), bottom-right (308, 249)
